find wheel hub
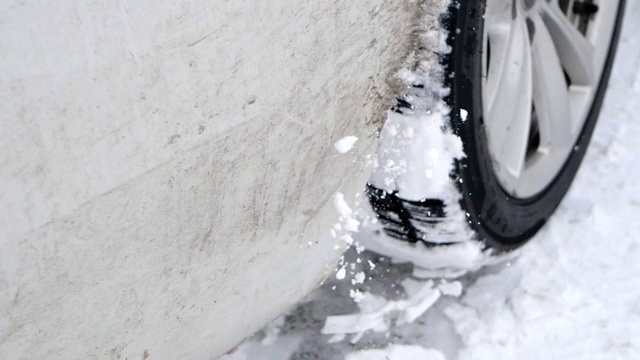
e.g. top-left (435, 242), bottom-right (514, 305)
top-left (481, 0), bottom-right (620, 198)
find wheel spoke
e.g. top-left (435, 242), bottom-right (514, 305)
top-left (531, 13), bottom-right (573, 153)
top-left (482, 0), bottom-right (620, 198)
top-left (485, 14), bottom-right (532, 178)
top-left (540, 2), bottom-right (595, 86)
top-left (484, 24), bottom-right (510, 111)
top-left (484, 0), bottom-right (519, 111)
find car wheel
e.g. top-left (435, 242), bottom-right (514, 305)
top-left (368, 0), bottom-right (626, 254)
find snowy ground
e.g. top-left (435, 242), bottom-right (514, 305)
top-left (223, 3), bottom-right (640, 359)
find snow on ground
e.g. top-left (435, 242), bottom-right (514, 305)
top-left (223, 3), bottom-right (640, 359)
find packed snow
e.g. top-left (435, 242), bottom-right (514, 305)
top-left (222, 2), bottom-right (640, 359)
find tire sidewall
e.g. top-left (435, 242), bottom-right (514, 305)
top-left (445, 0), bottom-right (626, 250)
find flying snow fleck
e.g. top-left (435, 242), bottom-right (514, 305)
top-left (334, 192), bottom-right (352, 217)
top-left (349, 289), bottom-right (364, 303)
top-left (352, 271), bottom-right (366, 285)
top-left (334, 136), bottom-right (359, 153)
top-left (460, 108), bottom-right (468, 122)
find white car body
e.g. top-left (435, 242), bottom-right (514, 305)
top-left (0, 1), bottom-right (417, 358)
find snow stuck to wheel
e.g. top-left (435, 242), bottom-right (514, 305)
top-left (315, 0), bottom-right (504, 341)
top-left (363, 0), bottom-right (494, 274)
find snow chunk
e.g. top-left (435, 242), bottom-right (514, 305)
top-left (340, 234), bottom-right (354, 246)
top-left (346, 345), bottom-right (446, 360)
top-left (368, 260), bottom-right (376, 270)
top-left (400, 280), bottom-right (441, 323)
top-left (350, 289), bottom-right (364, 303)
top-left (438, 280), bottom-right (463, 297)
top-left (322, 280), bottom-right (441, 336)
top-left (333, 192), bottom-right (360, 234)
top-left (334, 136), bottom-right (358, 153)
top-left (357, 227), bottom-right (490, 278)
top-left (369, 108), bottom-right (465, 202)
top-left (336, 267), bottom-right (346, 280)
top-left (460, 108), bottom-right (468, 122)
top-left (334, 192), bottom-right (352, 217)
top-left (343, 217), bottom-right (360, 233)
top-left (351, 271), bottom-right (366, 285)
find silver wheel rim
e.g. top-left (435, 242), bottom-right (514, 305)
top-left (482, 0), bottom-right (621, 198)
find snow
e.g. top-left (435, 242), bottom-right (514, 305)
top-left (459, 109), bottom-right (468, 122)
top-left (351, 272), bottom-right (365, 285)
top-left (356, 226), bottom-right (495, 277)
top-left (366, 0), bottom-right (477, 251)
top-left (321, 280), bottom-right (441, 336)
top-left (333, 192), bottom-right (352, 217)
top-left (333, 192), bottom-right (360, 234)
top-left (334, 136), bottom-right (359, 154)
top-left (438, 281), bottom-right (463, 297)
top-left (348, 289), bottom-right (364, 303)
top-left (223, 2), bottom-right (640, 359)
top-left (370, 106), bottom-right (465, 202)
top-left (346, 345), bottom-right (446, 360)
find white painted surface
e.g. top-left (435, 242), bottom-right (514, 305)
top-left (0, 1), bottom-right (416, 358)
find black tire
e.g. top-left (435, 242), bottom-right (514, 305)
top-left (368, 0), bottom-right (626, 252)
top-left (446, 0), bottom-right (626, 250)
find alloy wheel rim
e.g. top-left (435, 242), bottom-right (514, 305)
top-left (481, 0), bottom-right (621, 198)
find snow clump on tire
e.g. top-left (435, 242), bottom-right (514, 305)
top-left (361, 0), bottom-right (502, 277)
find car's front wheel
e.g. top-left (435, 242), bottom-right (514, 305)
top-left (367, 0), bottom-right (626, 261)
top-left (451, 0), bottom-right (625, 250)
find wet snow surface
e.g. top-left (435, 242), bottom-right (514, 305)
top-left (223, 4), bottom-right (640, 359)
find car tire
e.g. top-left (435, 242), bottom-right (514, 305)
top-left (368, 0), bottom-right (626, 253)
